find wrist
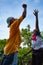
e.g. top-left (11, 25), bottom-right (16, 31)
top-left (23, 8), bottom-right (26, 12)
top-left (36, 15), bottom-right (38, 18)
top-left (24, 7), bottom-right (27, 9)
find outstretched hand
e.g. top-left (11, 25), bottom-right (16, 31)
top-left (22, 4), bottom-right (27, 8)
top-left (33, 9), bottom-right (39, 17)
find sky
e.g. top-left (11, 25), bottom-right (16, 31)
top-left (0, 0), bottom-right (43, 39)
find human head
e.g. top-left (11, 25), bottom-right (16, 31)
top-left (6, 17), bottom-right (17, 27)
top-left (33, 29), bottom-right (40, 36)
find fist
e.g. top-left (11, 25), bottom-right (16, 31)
top-left (22, 4), bottom-right (27, 8)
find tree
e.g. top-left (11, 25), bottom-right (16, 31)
top-left (41, 31), bottom-right (43, 41)
top-left (21, 25), bottom-right (32, 47)
top-left (0, 39), bottom-right (7, 50)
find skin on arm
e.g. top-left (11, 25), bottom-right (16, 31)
top-left (33, 9), bottom-right (40, 32)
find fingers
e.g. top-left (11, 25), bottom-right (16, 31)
top-left (33, 9), bottom-right (39, 16)
top-left (34, 9), bottom-right (39, 13)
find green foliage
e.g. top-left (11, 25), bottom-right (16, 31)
top-left (18, 47), bottom-right (30, 57)
top-left (0, 39), bottom-right (7, 50)
top-left (0, 39), bottom-right (7, 61)
top-left (41, 31), bottom-right (43, 41)
top-left (18, 47), bottom-right (32, 61)
top-left (21, 25), bottom-right (32, 47)
top-left (18, 47), bottom-right (32, 65)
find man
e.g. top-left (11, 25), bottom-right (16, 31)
top-left (1, 4), bottom-right (27, 65)
top-left (21, 9), bottom-right (43, 65)
top-left (31, 9), bottom-right (43, 65)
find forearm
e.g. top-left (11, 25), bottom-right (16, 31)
top-left (35, 15), bottom-right (39, 31)
top-left (22, 8), bottom-right (27, 19)
top-left (16, 4), bottom-right (27, 27)
top-left (17, 7), bottom-right (27, 26)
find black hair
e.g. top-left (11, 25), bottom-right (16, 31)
top-left (36, 30), bottom-right (41, 36)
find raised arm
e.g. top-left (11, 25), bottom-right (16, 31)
top-left (10, 4), bottom-right (27, 29)
top-left (33, 9), bottom-right (39, 31)
top-left (14, 4), bottom-right (27, 26)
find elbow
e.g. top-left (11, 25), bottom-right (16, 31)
top-left (23, 14), bottom-right (26, 18)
